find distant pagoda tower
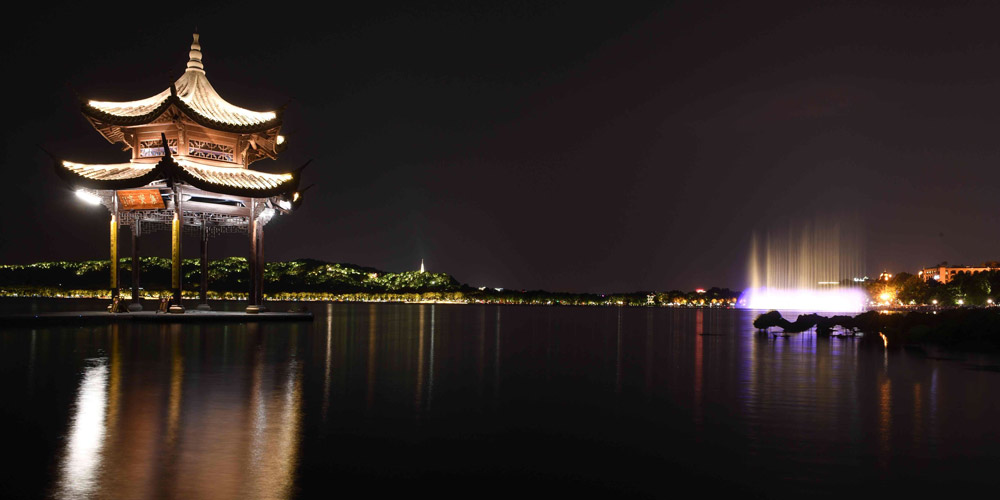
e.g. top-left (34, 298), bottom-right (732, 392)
top-left (54, 34), bottom-right (309, 313)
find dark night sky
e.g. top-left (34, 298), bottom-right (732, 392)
top-left (3, 1), bottom-right (1000, 292)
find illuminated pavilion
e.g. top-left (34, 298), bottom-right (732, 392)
top-left (54, 34), bottom-right (307, 313)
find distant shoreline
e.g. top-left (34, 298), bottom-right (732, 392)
top-left (0, 290), bottom-right (737, 308)
top-left (0, 257), bottom-right (742, 307)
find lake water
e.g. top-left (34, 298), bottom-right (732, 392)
top-left (2, 300), bottom-right (1000, 498)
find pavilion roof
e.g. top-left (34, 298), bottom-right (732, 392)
top-left (81, 34), bottom-right (282, 134)
top-left (176, 158), bottom-right (293, 192)
top-left (55, 155), bottom-right (301, 198)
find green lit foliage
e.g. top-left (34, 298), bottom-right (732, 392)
top-left (949, 272), bottom-right (992, 305)
top-left (894, 273), bottom-right (929, 304)
top-left (0, 258), bottom-right (739, 308)
top-left (864, 270), bottom-right (1000, 306)
top-left (0, 257), bottom-right (460, 295)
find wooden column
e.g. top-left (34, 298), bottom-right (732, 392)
top-left (255, 220), bottom-right (264, 308)
top-left (199, 220), bottom-right (209, 308)
top-left (171, 186), bottom-right (184, 310)
top-left (131, 221), bottom-right (141, 309)
top-left (110, 211), bottom-right (119, 300)
top-left (248, 198), bottom-right (258, 309)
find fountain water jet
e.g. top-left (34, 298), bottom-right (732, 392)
top-left (739, 216), bottom-right (867, 313)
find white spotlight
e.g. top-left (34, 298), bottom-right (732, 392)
top-left (74, 190), bottom-right (101, 205)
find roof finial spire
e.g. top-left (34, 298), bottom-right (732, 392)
top-left (187, 33), bottom-right (204, 73)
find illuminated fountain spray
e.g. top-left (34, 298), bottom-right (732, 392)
top-left (740, 216), bottom-right (867, 313)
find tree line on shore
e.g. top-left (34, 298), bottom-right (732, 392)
top-left (5, 257), bottom-right (999, 307)
top-left (0, 257), bottom-right (740, 306)
top-left (864, 269), bottom-right (1000, 306)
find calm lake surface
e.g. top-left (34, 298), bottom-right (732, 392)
top-left (3, 300), bottom-right (1000, 498)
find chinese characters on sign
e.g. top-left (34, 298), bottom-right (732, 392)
top-left (117, 189), bottom-right (166, 210)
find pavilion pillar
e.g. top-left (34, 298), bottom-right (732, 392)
top-left (130, 222), bottom-right (142, 311)
top-left (198, 220), bottom-right (211, 311)
top-left (170, 186), bottom-right (184, 313)
top-left (255, 221), bottom-right (264, 309)
top-left (247, 198), bottom-right (260, 313)
top-left (246, 198), bottom-right (268, 313)
top-left (110, 211), bottom-right (119, 300)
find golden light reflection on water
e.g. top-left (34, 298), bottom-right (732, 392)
top-left (494, 307), bottom-right (501, 406)
top-left (479, 307), bottom-right (486, 399)
top-left (165, 329), bottom-right (183, 448)
top-left (429, 305), bottom-right (436, 411)
top-left (645, 309), bottom-right (654, 395)
top-left (52, 327), bottom-right (304, 500)
top-left (694, 309), bottom-right (703, 429)
top-left (615, 307), bottom-right (623, 394)
top-left (416, 305), bottom-right (425, 416)
top-left (243, 360), bottom-right (302, 499)
top-left (37, 305), bottom-right (972, 497)
top-left (107, 326), bottom-right (121, 430)
top-left (367, 304), bottom-right (377, 411)
top-left (323, 302), bottom-right (333, 421)
top-left (55, 359), bottom-right (108, 500)
top-left (879, 377), bottom-right (892, 469)
top-left (914, 382), bottom-right (922, 445)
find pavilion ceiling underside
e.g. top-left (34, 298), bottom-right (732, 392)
top-left (56, 158), bottom-right (297, 197)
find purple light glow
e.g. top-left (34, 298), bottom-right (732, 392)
top-left (738, 287), bottom-right (866, 313)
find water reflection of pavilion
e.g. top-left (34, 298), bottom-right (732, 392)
top-left (55, 326), bottom-right (302, 500)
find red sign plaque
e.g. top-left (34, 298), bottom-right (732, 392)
top-left (117, 189), bottom-right (165, 210)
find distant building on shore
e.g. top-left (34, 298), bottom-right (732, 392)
top-left (919, 262), bottom-right (1000, 283)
